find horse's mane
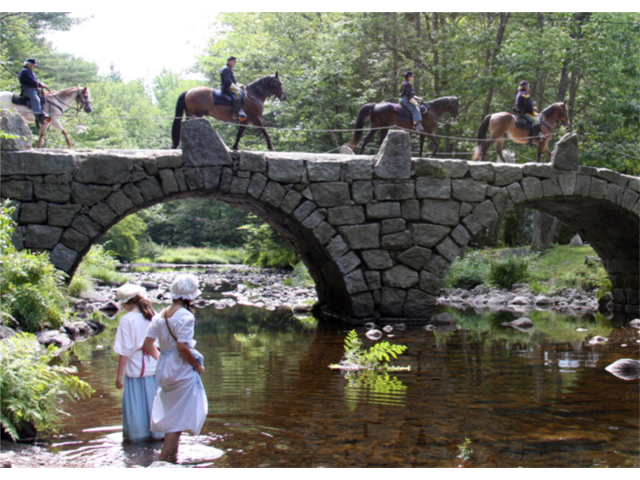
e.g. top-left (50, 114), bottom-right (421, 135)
top-left (425, 96), bottom-right (457, 109)
top-left (246, 75), bottom-right (277, 97)
top-left (540, 102), bottom-right (564, 117)
top-left (46, 86), bottom-right (84, 96)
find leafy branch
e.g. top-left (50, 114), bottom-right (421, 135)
top-left (329, 330), bottom-right (410, 372)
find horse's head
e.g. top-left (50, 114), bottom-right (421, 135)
top-left (77, 86), bottom-right (93, 113)
top-left (556, 101), bottom-right (570, 129)
top-left (450, 96), bottom-right (460, 123)
top-left (270, 72), bottom-right (287, 101)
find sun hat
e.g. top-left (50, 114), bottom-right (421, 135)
top-left (170, 274), bottom-right (202, 300)
top-left (116, 283), bottom-right (146, 305)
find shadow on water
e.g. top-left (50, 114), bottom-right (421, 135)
top-left (52, 303), bottom-right (639, 467)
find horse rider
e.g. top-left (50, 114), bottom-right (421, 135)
top-left (399, 71), bottom-right (424, 132)
top-left (18, 58), bottom-right (50, 128)
top-left (514, 80), bottom-right (545, 144)
top-left (220, 56), bottom-right (246, 122)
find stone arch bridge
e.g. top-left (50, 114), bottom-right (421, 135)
top-left (2, 119), bottom-right (638, 322)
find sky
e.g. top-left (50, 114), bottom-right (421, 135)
top-left (46, 12), bottom-right (217, 84)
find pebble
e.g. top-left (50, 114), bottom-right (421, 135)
top-left (365, 329), bottom-right (383, 341)
top-left (382, 325), bottom-right (393, 333)
top-left (589, 336), bottom-right (607, 345)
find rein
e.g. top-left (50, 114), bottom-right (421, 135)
top-left (45, 88), bottom-right (87, 115)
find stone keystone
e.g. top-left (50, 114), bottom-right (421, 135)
top-left (374, 130), bottom-right (411, 180)
top-left (181, 118), bottom-right (232, 167)
top-left (551, 133), bottom-right (579, 170)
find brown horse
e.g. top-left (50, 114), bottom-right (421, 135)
top-left (473, 102), bottom-right (570, 163)
top-left (171, 73), bottom-right (287, 150)
top-left (348, 96), bottom-right (460, 157)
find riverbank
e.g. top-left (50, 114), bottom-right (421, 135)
top-left (0, 442), bottom-right (89, 468)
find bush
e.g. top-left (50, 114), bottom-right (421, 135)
top-left (69, 244), bottom-right (126, 297)
top-left (99, 214), bottom-right (147, 262)
top-left (240, 219), bottom-right (298, 268)
top-left (444, 251), bottom-right (489, 289)
top-left (0, 333), bottom-right (93, 440)
top-left (488, 255), bottom-right (530, 289)
top-left (0, 201), bottom-right (68, 332)
top-left (557, 264), bottom-right (612, 294)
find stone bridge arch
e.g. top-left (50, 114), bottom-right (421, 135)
top-left (2, 118), bottom-right (638, 322)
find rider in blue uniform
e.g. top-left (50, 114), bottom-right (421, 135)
top-left (399, 71), bottom-right (424, 132)
top-left (514, 80), bottom-right (544, 144)
top-left (220, 56), bottom-right (246, 122)
top-left (18, 58), bottom-right (50, 128)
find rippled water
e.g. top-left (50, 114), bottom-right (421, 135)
top-left (50, 301), bottom-right (639, 468)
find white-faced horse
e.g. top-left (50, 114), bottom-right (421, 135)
top-left (0, 86), bottom-right (92, 148)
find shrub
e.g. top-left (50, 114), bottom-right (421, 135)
top-left (444, 252), bottom-right (489, 289)
top-left (99, 214), bottom-right (147, 262)
top-left (69, 244), bottom-right (126, 297)
top-left (557, 263), bottom-right (612, 294)
top-left (0, 333), bottom-right (93, 441)
top-left (488, 255), bottom-right (530, 289)
top-left (240, 219), bottom-right (298, 268)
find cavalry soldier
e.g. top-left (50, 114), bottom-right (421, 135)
top-left (514, 80), bottom-right (545, 144)
top-left (399, 71), bottom-right (424, 132)
top-left (18, 58), bottom-right (50, 128)
top-left (220, 56), bottom-right (246, 122)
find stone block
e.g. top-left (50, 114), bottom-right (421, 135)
top-left (381, 218), bottom-right (406, 234)
top-left (374, 182), bottom-right (415, 200)
top-left (308, 160), bottom-right (341, 182)
top-left (383, 264), bottom-right (419, 289)
top-left (621, 189), bottom-right (639, 211)
top-left (450, 224), bottom-right (471, 246)
top-left (260, 181), bottom-right (287, 207)
top-left (313, 221), bottom-right (336, 245)
top-left (459, 202), bottom-right (473, 217)
top-left (220, 167), bottom-right (234, 193)
top-left (374, 130), bottom-right (411, 180)
top-left (627, 176), bottom-right (640, 193)
top-left (397, 246), bottom-right (432, 270)
top-left (293, 201), bottom-right (317, 221)
top-left (24, 225), bottom-right (63, 249)
top-left (365, 270), bottom-right (382, 290)
top-left (105, 190), bottom-right (134, 216)
top-left (404, 289), bottom-right (436, 317)
top-left (89, 203), bottom-right (117, 227)
top-left (605, 184), bottom-right (624, 205)
top-left (336, 251), bottom-right (361, 274)
top-left (326, 235), bottom-right (349, 261)
top-left (309, 182), bottom-right (351, 207)
top-left (141, 158), bottom-right (159, 176)
top-left (344, 269), bottom-right (369, 294)
top-left (48, 204), bottom-right (80, 227)
top-left (19, 201), bottom-right (47, 224)
top-left (230, 177), bottom-right (251, 197)
top-left (588, 177), bottom-right (607, 199)
top-left (346, 159), bottom-right (373, 180)
top-left (351, 292), bottom-right (375, 318)
top-left (247, 173), bottom-right (268, 199)
top-left (361, 250), bottom-right (393, 270)
top-left (415, 159), bottom-right (468, 178)
top-left (380, 288), bottom-right (407, 317)
top-left (521, 177), bottom-right (543, 201)
top-left (32, 183), bottom-right (69, 203)
top-left (184, 168), bottom-right (205, 190)
top-left (239, 152), bottom-right (267, 172)
top-left (366, 202), bottom-right (401, 219)
top-left (550, 133), bottom-right (579, 170)
top-left (555, 171), bottom-right (577, 196)
top-left (596, 169), bottom-right (628, 187)
top-left (419, 269), bottom-right (442, 295)
top-left (423, 254), bottom-right (450, 278)
top-left (523, 163), bottom-right (553, 178)
top-left (137, 178), bottom-right (164, 202)
top-left (302, 210), bottom-right (325, 230)
top-left (61, 228), bottom-right (90, 252)
top-left (181, 118), bottom-right (232, 167)
top-left (352, 181), bottom-right (373, 205)
top-left (174, 168), bottom-right (187, 192)
top-left (411, 223), bottom-right (450, 248)
top-left (122, 183), bottom-right (144, 206)
top-left (71, 182), bottom-right (112, 205)
top-left (420, 199), bottom-right (460, 226)
top-left (1, 180), bottom-right (33, 201)
top-left (402, 199), bottom-right (420, 221)
top-left (201, 166), bottom-right (222, 191)
top-left (268, 158), bottom-right (305, 183)
top-left (506, 182), bottom-right (525, 205)
top-left (469, 162), bottom-right (494, 182)
top-left (71, 215), bottom-right (102, 239)
top-left (473, 200), bottom-right (499, 227)
top-left (451, 179), bottom-right (487, 202)
top-left (435, 236), bottom-right (461, 262)
top-left (416, 177), bottom-right (451, 199)
top-left (491, 188), bottom-right (510, 215)
top-left (155, 152), bottom-right (184, 169)
top-left (339, 224), bottom-right (380, 249)
top-left (494, 164), bottom-right (523, 186)
top-left (75, 154), bottom-right (137, 185)
top-left (1, 151), bottom-right (76, 176)
top-left (281, 190), bottom-right (303, 214)
top-left (381, 230), bottom-right (412, 250)
top-left (462, 214), bottom-right (482, 235)
top-left (327, 206), bottom-right (365, 226)
top-left (49, 243), bottom-right (78, 273)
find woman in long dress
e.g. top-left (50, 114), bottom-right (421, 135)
top-left (113, 284), bottom-right (163, 442)
top-left (143, 274), bottom-right (207, 461)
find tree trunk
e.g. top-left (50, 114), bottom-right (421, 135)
top-left (481, 13), bottom-right (510, 117)
top-left (531, 210), bottom-right (560, 249)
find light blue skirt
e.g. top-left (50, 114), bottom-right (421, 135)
top-left (123, 375), bottom-right (164, 442)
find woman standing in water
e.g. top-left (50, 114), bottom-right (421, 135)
top-left (113, 284), bottom-right (163, 443)
top-left (144, 274), bottom-right (207, 461)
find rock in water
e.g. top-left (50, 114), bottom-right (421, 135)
top-left (429, 312), bottom-right (457, 326)
top-left (605, 359), bottom-right (640, 381)
top-left (366, 329), bottom-right (383, 341)
top-left (382, 325), bottom-right (394, 333)
top-left (629, 319), bottom-right (640, 329)
top-left (502, 317), bottom-right (533, 330)
top-left (589, 336), bottom-right (607, 345)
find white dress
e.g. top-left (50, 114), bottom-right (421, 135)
top-left (146, 308), bottom-right (208, 435)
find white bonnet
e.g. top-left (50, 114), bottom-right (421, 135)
top-left (170, 274), bottom-right (202, 300)
top-left (116, 283), bottom-right (146, 305)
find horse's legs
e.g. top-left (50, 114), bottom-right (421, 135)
top-left (233, 125), bottom-right (247, 151)
top-left (359, 129), bottom-right (377, 154)
top-left (36, 124), bottom-right (48, 148)
top-left (378, 128), bottom-right (389, 148)
top-left (540, 142), bottom-right (552, 163)
top-left (480, 137), bottom-right (498, 162)
top-left (496, 139), bottom-right (505, 163)
top-left (252, 118), bottom-right (274, 151)
top-left (419, 134), bottom-right (425, 158)
top-left (427, 133), bottom-right (438, 157)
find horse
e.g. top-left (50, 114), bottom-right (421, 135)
top-left (348, 96), bottom-right (460, 158)
top-left (0, 86), bottom-right (92, 148)
top-left (473, 102), bottom-right (570, 163)
top-left (172, 73), bottom-right (287, 151)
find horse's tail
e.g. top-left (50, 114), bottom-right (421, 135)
top-left (473, 114), bottom-right (492, 160)
top-left (348, 103), bottom-right (375, 149)
top-left (171, 91), bottom-right (187, 149)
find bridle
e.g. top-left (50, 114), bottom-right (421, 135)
top-left (45, 87), bottom-right (92, 114)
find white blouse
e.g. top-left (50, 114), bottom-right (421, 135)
top-left (146, 308), bottom-right (197, 351)
top-left (113, 311), bottom-right (158, 378)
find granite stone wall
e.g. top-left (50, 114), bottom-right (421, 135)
top-left (2, 117), bottom-right (638, 322)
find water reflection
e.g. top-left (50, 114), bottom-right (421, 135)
top-left (51, 303), bottom-right (639, 468)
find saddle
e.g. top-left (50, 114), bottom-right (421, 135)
top-left (391, 102), bottom-right (428, 122)
top-left (211, 87), bottom-right (246, 107)
top-left (11, 91), bottom-right (46, 109)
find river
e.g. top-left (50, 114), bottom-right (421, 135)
top-left (48, 289), bottom-right (639, 468)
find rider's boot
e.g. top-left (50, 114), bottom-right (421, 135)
top-left (535, 125), bottom-right (545, 142)
top-left (415, 122), bottom-right (424, 132)
top-left (232, 98), bottom-right (247, 122)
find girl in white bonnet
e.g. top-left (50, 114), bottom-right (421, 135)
top-left (143, 273), bottom-right (208, 461)
top-left (113, 284), bottom-right (163, 442)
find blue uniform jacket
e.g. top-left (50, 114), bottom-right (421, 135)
top-left (18, 67), bottom-right (41, 89)
top-left (515, 91), bottom-right (535, 115)
top-left (220, 64), bottom-right (236, 89)
top-left (400, 80), bottom-right (415, 99)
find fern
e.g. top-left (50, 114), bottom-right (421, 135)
top-left (330, 330), bottom-right (410, 372)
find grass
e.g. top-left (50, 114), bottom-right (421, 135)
top-left (134, 246), bottom-right (246, 265)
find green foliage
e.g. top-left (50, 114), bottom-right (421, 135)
top-left (241, 218), bottom-right (298, 268)
top-left (0, 201), bottom-right (68, 332)
top-left (444, 251), bottom-right (490, 289)
top-left (99, 214), bottom-right (147, 262)
top-left (70, 244), bottom-right (125, 297)
top-left (557, 263), bottom-right (612, 294)
top-left (291, 262), bottom-right (315, 287)
top-left (0, 333), bottom-right (93, 441)
top-left (487, 255), bottom-right (530, 289)
top-left (457, 437), bottom-right (474, 461)
top-left (331, 330), bottom-right (409, 371)
top-left (152, 246), bottom-right (246, 264)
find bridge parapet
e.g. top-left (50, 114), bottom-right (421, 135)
top-left (1, 118), bottom-right (638, 321)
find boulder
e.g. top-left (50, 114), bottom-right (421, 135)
top-left (551, 132), bottom-right (580, 170)
top-left (429, 312), bottom-right (457, 326)
top-left (1, 109), bottom-right (32, 150)
top-left (0, 326), bottom-right (16, 340)
top-left (502, 317), bottom-right (533, 330)
top-left (605, 358), bottom-right (640, 381)
top-left (35, 330), bottom-right (73, 353)
top-left (569, 234), bottom-right (583, 247)
top-left (374, 130), bottom-right (411, 180)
